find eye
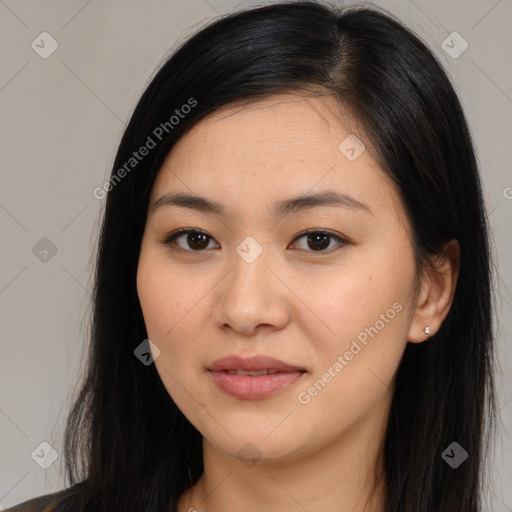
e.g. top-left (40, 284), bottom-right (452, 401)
top-left (160, 228), bottom-right (348, 253)
top-left (161, 228), bottom-right (219, 252)
top-left (290, 229), bottom-right (348, 253)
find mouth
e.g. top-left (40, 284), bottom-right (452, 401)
top-left (223, 369), bottom-right (296, 376)
top-left (207, 354), bottom-right (307, 373)
top-left (207, 354), bottom-right (307, 400)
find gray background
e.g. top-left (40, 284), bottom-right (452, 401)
top-left (0, 0), bottom-right (510, 510)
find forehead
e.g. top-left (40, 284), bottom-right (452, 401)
top-left (172, 94), bottom-right (351, 163)
top-left (150, 94), bottom-right (406, 228)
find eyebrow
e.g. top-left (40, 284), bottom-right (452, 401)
top-left (152, 190), bottom-right (373, 217)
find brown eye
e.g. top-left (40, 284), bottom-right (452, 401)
top-left (291, 230), bottom-right (348, 252)
top-left (163, 229), bottom-right (219, 252)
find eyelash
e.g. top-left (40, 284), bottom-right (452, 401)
top-left (159, 228), bottom-right (349, 254)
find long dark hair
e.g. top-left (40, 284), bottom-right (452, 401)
top-left (62, 2), bottom-right (497, 511)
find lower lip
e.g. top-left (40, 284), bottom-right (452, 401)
top-left (209, 370), bottom-right (306, 400)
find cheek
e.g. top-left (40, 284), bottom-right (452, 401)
top-left (137, 254), bottom-right (207, 412)
top-left (291, 258), bottom-right (413, 434)
top-left (137, 251), bottom-right (189, 349)
top-left (303, 246), bottom-right (415, 368)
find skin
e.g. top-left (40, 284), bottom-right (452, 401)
top-left (136, 93), bottom-right (459, 512)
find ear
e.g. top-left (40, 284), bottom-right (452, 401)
top-left (408, 239), bottom-right (460, 343)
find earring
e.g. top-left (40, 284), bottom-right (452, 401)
top-left (424, 326), bottom-right (431, 335)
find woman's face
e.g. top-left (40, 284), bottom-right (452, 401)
top-left (137, 94), bottom-right (419, 463)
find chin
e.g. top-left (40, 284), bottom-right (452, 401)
top-left (201, 422), bottom-right (312, 464)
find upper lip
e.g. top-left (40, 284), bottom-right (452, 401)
top-left (208, 355), bottom-right (306, 372)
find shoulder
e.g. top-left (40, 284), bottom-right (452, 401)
top-left (2, 483), bottom-right (84, 512)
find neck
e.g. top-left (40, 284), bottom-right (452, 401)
top-left (178, 406), bottom-right (389, 512)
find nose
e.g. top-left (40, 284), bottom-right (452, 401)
top-left (213, 246), bottom-right (290, 336)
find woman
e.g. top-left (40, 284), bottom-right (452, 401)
top-left (6, 1), bottom-right (497, 511)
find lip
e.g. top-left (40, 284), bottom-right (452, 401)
top-left (207, 355), bottom-right (307, 400)
top-left (208, 355), bottom-right (306, 373)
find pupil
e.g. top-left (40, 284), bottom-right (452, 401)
top-left (188, 233), bottom-right (208, 250)
top-left (308, 233), bottom-right (329, 251)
